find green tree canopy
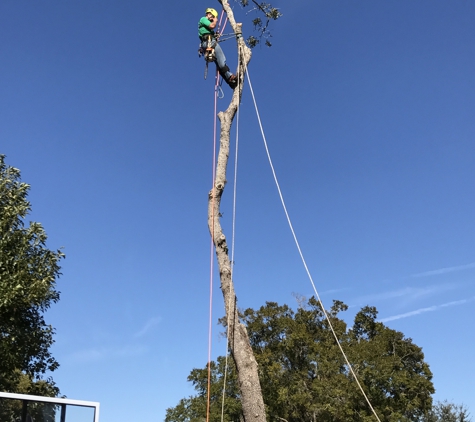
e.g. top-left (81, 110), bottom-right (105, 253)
top-left (0, 155), bottom-right (63, 396)
top-left (166, 297), bottom-right (436, 422)
top-left (424, 401), bottom-right (472, 422)
top-left (165, 356), bottom-right (242, 422)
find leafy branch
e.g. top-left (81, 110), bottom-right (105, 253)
top-left (236, 0), bottom-right (283, 47)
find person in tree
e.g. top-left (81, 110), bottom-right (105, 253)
top-left (199, 7), bottom-right (237, 88)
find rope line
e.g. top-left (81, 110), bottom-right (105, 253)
top-left (217, 10), bottom-right (228, 43)
top-left (244, 67), bottom-right (382, 422)
top-left (220, 48), bottom-right (242, 422)
top-left (206, 67), bottom-right (220, 422)
top-left (207, 11), bottom-right (230, 422)
top-left (217, 10), bottom-right (224, 32)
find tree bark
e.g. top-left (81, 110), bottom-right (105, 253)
top-left (207, 2), bottom-right (267, 422)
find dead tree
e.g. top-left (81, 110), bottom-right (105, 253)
top-left (207, 1), bottom-right (267, 421)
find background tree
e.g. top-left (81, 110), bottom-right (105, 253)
top-left (0, 154), bottom-right (63, 397)
top-left (166, 297), bottom-right (437, 422)
top-left (0, 371), bottom-right (59, 422)
top-left (424, 401), bottom-right (472, 422)
top-left (165, 357), bottom-right (242, 422)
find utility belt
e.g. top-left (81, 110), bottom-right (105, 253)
top-left (199, 34), bottom-right (216, 62)
top-left (200, 33), bottom-right (215, 43)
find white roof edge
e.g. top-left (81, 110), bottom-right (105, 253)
top-left (0, 391), bottom-right (100, 408)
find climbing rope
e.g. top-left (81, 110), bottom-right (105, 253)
top-left (206, 10), bottom-right (229, 422)
top-left (201, 18), bottom-right (383, 415)
top-left (216, 81), bottom-right (224, 100)
top-left (203, 23), bottom-right (381, 422)
top-left (243, 66), bottom-right (383, 422)
top-left (215, 34), bottom-right (239, 42)
top-left (205, 63), bottom-right (220, 422)
top-left (220, 51), bottom-right (242, 422)
top-left (217, 9), bottom-right (228, 32)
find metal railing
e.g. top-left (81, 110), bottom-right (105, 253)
top-left (0, 391), bottom-right (100, 422)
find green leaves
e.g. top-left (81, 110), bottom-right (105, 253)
top-left (167, 297), bottom-right (441, 422)
top-left (165, 357), bottom-right (242, 422)
top-left (0, 370), bottom-right (59, 421)
top-left (236, 0), bottom-right (282, 48)
top-left (424, 401), bottom-right (472, 422)
top-left (0, 155), bottom-right (63, 393)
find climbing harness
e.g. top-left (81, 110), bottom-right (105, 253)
top-left (199, 9), bottom-right (238, 86)
top-left (200, 34), bottom-right (217, 80)
top-left (204, 34), bottom-right (216, 62)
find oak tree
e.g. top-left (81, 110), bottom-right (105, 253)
top-left (166, 298), bottom-right (436, 422)
top-left (0, 155), bottom-right (63, 397)
top-left (424, 401), bottom-right (472, 422)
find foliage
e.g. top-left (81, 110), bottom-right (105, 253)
top-left (166, 297), bottom-right (437, 422)
top-left (0, 155), bottom-right (63, 395)
top-left (0, 370), bottom-right (59, 421)
top-left (235, 0), bottom-right (283, 47)
top-left (165, 356), bottom-right (242, 422)
top-left (423, 401), bottom-right (472, 422)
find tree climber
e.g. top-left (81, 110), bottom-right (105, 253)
top-left (199, 8), bottom-right (237, 88)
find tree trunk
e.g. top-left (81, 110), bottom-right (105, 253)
top-left (207, 2), bottom-right (267, 422)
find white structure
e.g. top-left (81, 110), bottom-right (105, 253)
top-left (0, 391), bottom-right (99, 422)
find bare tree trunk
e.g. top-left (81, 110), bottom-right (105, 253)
top-left (207, 2), bottom-right (266, 422)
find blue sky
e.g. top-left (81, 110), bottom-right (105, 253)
top-left (1, 0), bottom-right (474, 420)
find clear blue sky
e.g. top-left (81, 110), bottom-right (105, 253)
top-left (1, 0), bottom-right (474, 420)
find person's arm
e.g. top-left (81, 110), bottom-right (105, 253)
top-left (208, 18), bottom-right (217, 29)
top-left (200, 16), bottom-right (217, 30)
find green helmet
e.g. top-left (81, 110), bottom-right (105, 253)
top-left (205, 8), bottom-right (218, 18)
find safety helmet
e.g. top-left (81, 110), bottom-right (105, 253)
top-left (205, 8), bottom-right (218, 18)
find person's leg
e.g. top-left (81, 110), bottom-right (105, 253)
top-left (213, 42), bottom-right (232, 79)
